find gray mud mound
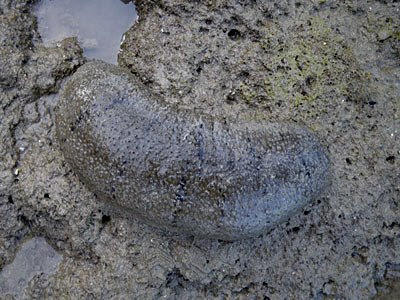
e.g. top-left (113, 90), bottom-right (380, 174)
top-left (0, 0), bottom-right (399, 299)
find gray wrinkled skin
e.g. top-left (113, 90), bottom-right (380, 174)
top-left (56, 61), bottom-right (329, 240)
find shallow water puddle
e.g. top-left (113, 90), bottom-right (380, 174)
top-left (35, 0), bottom-right (137, 64)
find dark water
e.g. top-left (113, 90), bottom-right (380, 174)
top-left (35, 0), bottom-right (137, 64)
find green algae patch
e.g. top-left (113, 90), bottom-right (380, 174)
top-left (239, 17), bottom-right (370, 108)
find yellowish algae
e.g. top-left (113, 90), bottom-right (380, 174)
top-left (238, 17), bottom-right (370, 108)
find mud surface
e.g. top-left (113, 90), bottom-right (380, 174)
top-left (0, 0), bottom-right (399, 299)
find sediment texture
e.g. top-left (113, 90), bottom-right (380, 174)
top-left (0, 0), bottom-right (399, 299)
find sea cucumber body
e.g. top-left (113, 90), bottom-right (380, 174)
top-left (56, 61), bottom-right (329, 240)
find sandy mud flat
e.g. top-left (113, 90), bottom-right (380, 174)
top-left (0, 0), bottom-right (399, 298)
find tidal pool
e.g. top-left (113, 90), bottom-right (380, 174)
top-left (35, 0), bottom-right (137, 64)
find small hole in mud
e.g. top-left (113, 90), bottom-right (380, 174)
top-left (386, 155), bottom-right (395, 164)
top-left (101, 215), bottom-right (111, 224)
top-left (8, 195), bottom-right (13, 204)
top-left (240, 70), bottom-right (250, 78)
top-left (228, 29), bottom-right (241, 40)
top-left (18, 215), bottom-right (31, 226)
top-left (345, 158), bottom-right (352, 165)
top-left (44, 193), bottom-right (50, 198)
top-left (226, 92), bottom-right (237, 104)
top-left (292, 226), bottom-right (300, 233)
top-left (199, 27), bottom-right (209, 33)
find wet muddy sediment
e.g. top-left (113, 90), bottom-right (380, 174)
top-left (0, 0), bottom-right (399, 298)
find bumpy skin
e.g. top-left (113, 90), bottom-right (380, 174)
top-left (56, 61), bottom-right (329, 240)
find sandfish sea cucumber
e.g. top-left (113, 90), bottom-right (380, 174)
top-left (56, 61), bottom-right (330, 240)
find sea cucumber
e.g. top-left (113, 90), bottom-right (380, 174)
top-left (56, 61), bottom-right (330, 240)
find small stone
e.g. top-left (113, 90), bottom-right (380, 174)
top-left (377, 29), bottom-right (392, 42)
